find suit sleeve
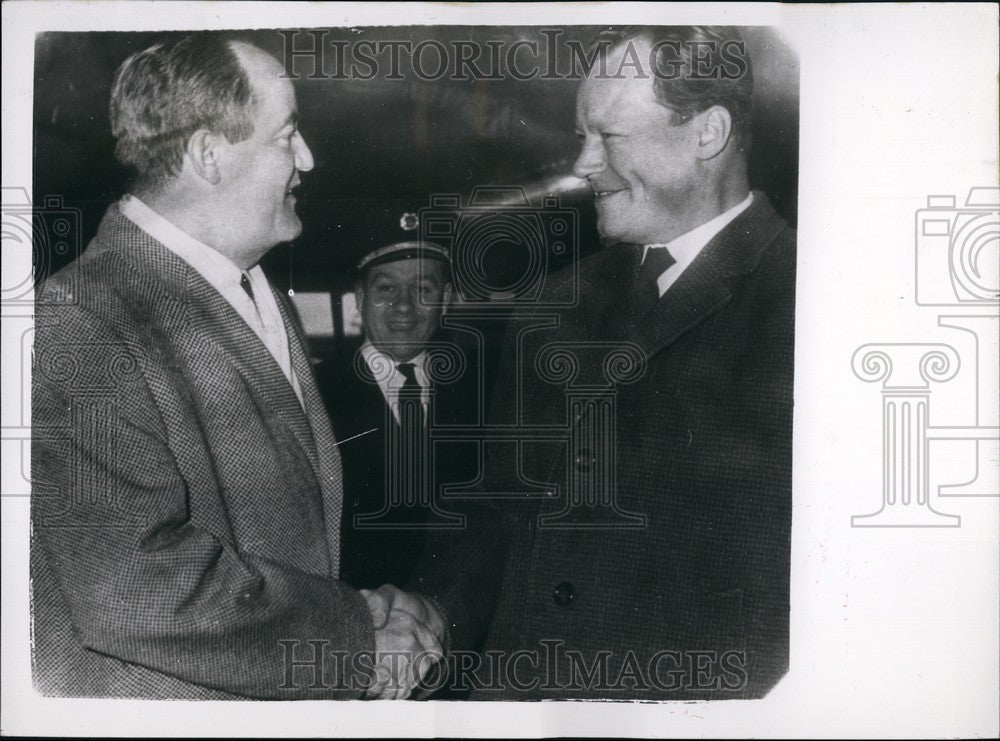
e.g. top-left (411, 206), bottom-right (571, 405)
top-left (406, 493), bottom-right (509, 654)
top-left (405, 321), bottom-right (529, 654)
top-left (31, 305), bottom-right (375, 699)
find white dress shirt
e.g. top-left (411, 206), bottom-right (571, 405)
top-left (359, 342), bottom-right (430, 426)
top-left (642, 192), bottom-right (754, 298)
top-left (120, 195), bottom-right (304, 406)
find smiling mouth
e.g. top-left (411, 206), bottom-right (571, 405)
top-left (593, 188), bottom-right (626, 199)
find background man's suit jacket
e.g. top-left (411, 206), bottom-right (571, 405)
top-left (317, 342), bottom-right (482, 590)
top-left (31, 204), bottom-right (372, 699)
top-left (412, 193), bottom-right (796, 700)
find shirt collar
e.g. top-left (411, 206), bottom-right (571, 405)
top-left (119, 194), bottom-right (252, 291)
top-left (360, 342), bottom-right (428, 377)
top-left (643, 191), bottom-right (754, 266)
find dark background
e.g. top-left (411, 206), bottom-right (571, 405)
top-left (32, 26), bottom-right (798, 359)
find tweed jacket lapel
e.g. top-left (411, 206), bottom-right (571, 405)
top-left (624, 191), bottom-right (785, 360)
top-left (183, 274), bottom-right (320, 457)
top-left (273, 290), bottom-right (345, 575)
top-left (93, 205), bottom-right (333, 524)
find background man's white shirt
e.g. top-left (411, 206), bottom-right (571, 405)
top-left (359, 342), bottom-right (431, 426)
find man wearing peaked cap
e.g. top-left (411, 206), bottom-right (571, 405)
top-left (356, 237), bottom-right (450, 273)
top-left (317, 220), bottom-right (481, 596)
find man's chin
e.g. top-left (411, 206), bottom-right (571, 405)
top-left (378, 345), bottom-right (420, 363)
top-left (276, 217), bottom-right (303, 245)
top-left (596, 217), bottom-right (628, 245)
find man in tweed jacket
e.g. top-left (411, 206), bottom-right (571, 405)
top-left (408, 26), bottom-right (795, 700)
top-left (31, 34), bottom-right (443, 699)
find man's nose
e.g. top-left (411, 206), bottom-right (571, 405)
top-left (293, 131), bottom-right (314, 172)
top-left (389, 291), bottom-right (415, 311)
top-left (572, 135), bottom-right (605, 180)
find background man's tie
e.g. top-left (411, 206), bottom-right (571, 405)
top-left (393, 361), bottom-right (428, 508)
top-left (396, 362), bottom-right (425, 432)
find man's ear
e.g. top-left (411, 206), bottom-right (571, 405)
top-left (694, 106), bottom-right (733, 161)
top-left (185, 128), bottom-right (224, 185)
top-left (441, 281), bottom-right (454, 313)
top-left (354, 280), bottom-right (366, 316)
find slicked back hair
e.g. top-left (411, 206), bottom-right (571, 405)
top-left (110, 33), bottom-right (258, 191)
top-left (591, 26), bottom-right (754, 152)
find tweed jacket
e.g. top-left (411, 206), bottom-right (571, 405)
top-left (412, 192), bottom-right (796, 700)
top-left (316, 340), bottom-right (483, 590)
top-left (31, 203), bottom-right (373, 699)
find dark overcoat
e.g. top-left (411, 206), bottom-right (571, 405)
top-left (317, 341), bottom-right (483, 590)
top-left (413, 193), bottom-right (796, 700)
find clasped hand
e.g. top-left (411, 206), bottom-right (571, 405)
top-left (360, 584), bottom-right (447, 699)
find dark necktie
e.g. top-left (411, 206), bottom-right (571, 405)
top-left (396, 362), bottom-right (425, 432)
top-left (636, 245), bottom-right (676, 314)
top-left (240, 272), bottom-right (255, 303)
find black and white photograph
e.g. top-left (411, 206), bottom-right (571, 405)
top-left (2, 2), bottom-right (997, 738)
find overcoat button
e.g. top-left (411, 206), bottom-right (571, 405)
top-left (553, 582), bottom-right (575, 606)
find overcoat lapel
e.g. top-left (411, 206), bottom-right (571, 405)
top-left (625, 247), bottom-right (733, 360)
top-left (339, 348), bottom-right (404, 436)
top-left (354, 356), bottom-right (399, 431)
top-left (553, 193), bottom-right (783, 441)
top-left (623, 192), bottom-right (783, 360)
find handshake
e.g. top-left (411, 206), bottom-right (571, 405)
top-left (359, 584), bottom-right (448, 700)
